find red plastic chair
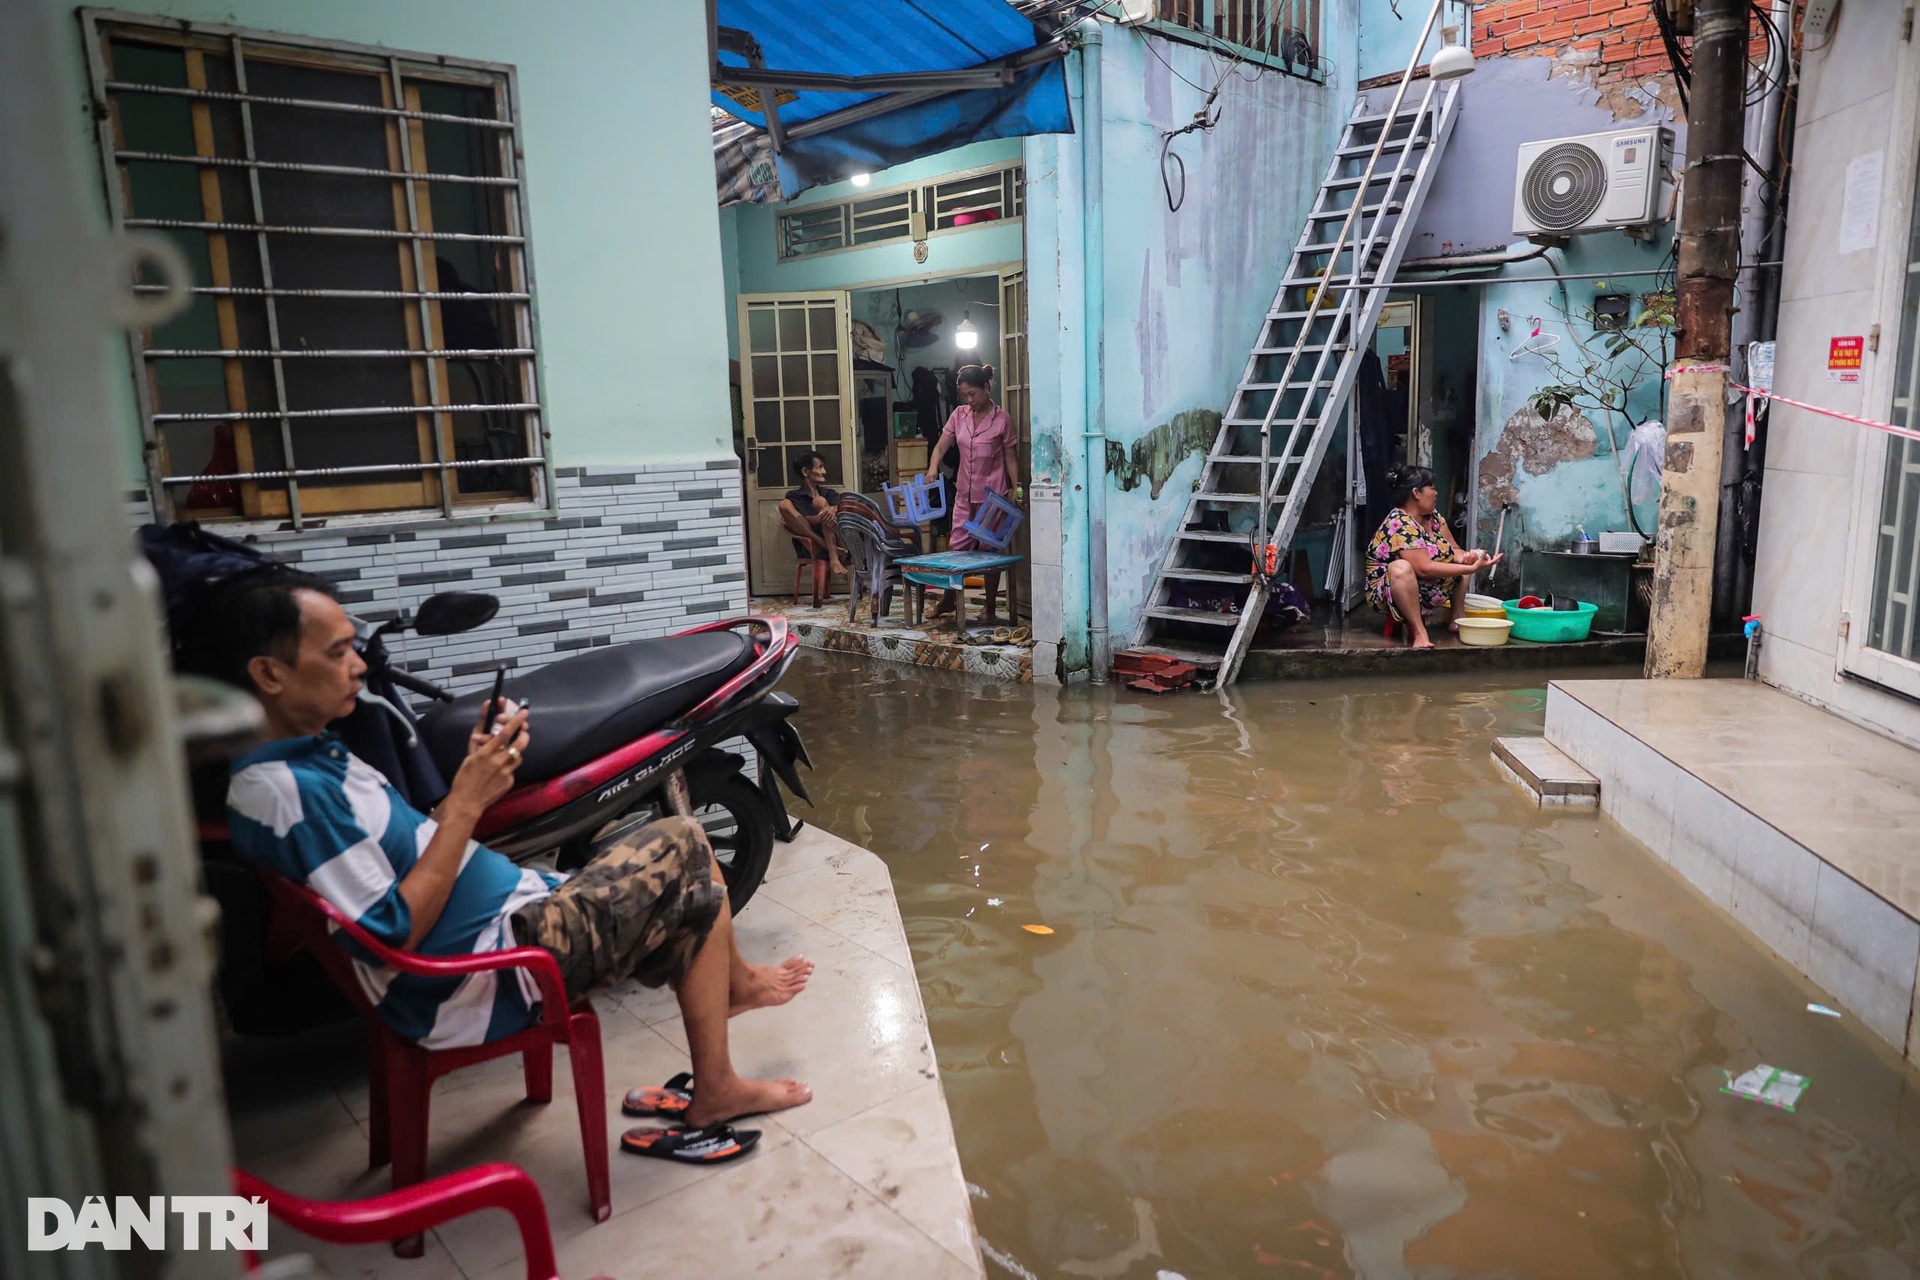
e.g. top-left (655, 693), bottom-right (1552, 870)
top-left (261, 875), bottom-right (610, 1256)
top-left (794, 553), bottom-right (829, 606)
top-left (236, 1163), bottom-right (563, 1280)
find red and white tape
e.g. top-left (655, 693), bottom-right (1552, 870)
top-left (1666, 363), bottom-right (1920, 446)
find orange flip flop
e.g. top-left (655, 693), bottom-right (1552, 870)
top-left (621, 1072), bottom-right (694, 1120)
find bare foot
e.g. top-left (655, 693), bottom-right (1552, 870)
top-left (684, 1075), bottom-right (812, 1128)
top-left (1412, 639), bottom-right (1436, 650)
top-left (729, 955), bottom-right (814, 1016)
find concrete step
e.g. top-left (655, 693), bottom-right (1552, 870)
top-left (1493, 735), bottom-right (1599, 807)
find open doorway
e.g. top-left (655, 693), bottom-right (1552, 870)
top-left (1272, 286), bottom-right (1480, 642)
top-left (738, 266), bottom-right (1028, 613)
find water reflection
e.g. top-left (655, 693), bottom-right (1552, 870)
top-left (782, 654), bottom-right (1920, 1279)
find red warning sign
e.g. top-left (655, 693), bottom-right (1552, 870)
top-left (1828, 335), bottom-right (1864, 383)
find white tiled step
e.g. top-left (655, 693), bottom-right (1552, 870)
top-left (1493, 735), bottom-right (1599, 807)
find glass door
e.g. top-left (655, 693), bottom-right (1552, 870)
top-left (738, 292), bottom-right (854, 597)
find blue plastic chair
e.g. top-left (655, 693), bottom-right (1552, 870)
top-left (882, 474), bottom-right (948, 525)
top-left (958, 488), bottom-right (1024, 552)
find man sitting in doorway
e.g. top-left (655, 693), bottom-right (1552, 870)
top-left (205, 573), bottom-right (814, 1151)
top-left (778, 449), bottom-right (846, 606)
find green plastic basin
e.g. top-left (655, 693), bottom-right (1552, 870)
top-left (1502, 599), bottom-right (1598, 643)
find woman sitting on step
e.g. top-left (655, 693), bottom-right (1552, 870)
top-left (1364, 464), bottom-right (1500, 650)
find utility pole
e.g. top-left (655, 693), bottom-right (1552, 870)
top-left (1646, 0), bottom-right (1748, 678)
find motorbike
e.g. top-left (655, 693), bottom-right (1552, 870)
top-left (382, 593), bottom-right (812, 906)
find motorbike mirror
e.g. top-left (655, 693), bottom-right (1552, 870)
top-left (413, 591), bottom-right (500, 637)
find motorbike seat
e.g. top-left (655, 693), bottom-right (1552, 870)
top-left (419, 631), bottom-right (755, 785)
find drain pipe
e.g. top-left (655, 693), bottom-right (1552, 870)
top-left (1713, 0), bottom-right (1793, 626)
top-left (1079, 16), bottom-right (1111, 682)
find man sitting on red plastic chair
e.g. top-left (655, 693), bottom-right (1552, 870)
top-left (205, 573), bottom-right (814, 1158)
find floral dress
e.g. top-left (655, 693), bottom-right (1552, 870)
top-left (1365, 507), bottom-right (1456, 615)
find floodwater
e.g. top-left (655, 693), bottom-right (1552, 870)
top-left (780, 654), bottom-right (1920, 1280)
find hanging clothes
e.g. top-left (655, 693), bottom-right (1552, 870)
top-left (1354, 349), bottom-right (1395, 538)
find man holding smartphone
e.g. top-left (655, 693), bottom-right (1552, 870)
top-left (206, 572), bottom-right (815, 1145)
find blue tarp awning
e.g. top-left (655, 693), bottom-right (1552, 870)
top-left (712, 0), bottom-right (1072, 198)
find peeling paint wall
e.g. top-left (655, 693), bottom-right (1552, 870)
top-left (1028, 16), bottom-right (1360, 669)
top-left (1105, 410), bottom-right (1222, 500)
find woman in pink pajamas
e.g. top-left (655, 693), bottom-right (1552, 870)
top-left (925, 363), bottom-right (1023, 622)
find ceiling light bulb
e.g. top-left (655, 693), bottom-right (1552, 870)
top-left (955, 311), bottom-right (978, 350)
top-left (849, 172), bottom-right (872, 188)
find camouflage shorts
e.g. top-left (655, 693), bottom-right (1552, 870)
top-left (510, 815), bottom-right (726, 1003)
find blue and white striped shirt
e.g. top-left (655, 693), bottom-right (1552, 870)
top-left (227, 732), bottom-right (561, 1049)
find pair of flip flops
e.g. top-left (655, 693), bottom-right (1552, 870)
top-left (619, 1073), bottom-right (760, 1165)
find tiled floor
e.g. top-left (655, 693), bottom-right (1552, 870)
top-left (1548, 678), bottom-right (1920, 917)
top-left (1544, 677), bottom-right (1920, 1056)
top-left (224, 826), bottom-right (983, 1280)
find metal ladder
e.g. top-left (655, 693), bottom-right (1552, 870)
top-left (1130, 79), bottom-right (1463, 685)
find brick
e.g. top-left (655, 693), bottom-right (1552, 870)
top-left (585, 551), bottom-right (650, 569)
top-left (499, 569), bottom-right (569, 588)
top-left (397, 567), bottom-right (474, 587)
top-left (1573, 13), bottom-right (1614, 34)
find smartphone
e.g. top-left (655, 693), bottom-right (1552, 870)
top-left (483, 666), bottom-right (507, 735)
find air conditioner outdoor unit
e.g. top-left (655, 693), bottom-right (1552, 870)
top-left (1512, 127), bottom-right (1675, 239)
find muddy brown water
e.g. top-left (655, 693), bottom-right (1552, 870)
top-left (780, 654), bottom-right (1920, 1280)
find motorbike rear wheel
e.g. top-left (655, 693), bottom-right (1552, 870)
top-left (688, 771), bottom-right (775, 915)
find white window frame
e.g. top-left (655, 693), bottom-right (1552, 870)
top-left (81, 9), bottom-right (553, 534)
top-left (774, 162), bottom-right (1025, 263)
top-left (1840, 53), bottom-right (1920, 699)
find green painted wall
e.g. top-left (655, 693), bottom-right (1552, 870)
top-left (60, 0), bottom-right (731, 480)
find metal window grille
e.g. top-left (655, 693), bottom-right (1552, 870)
top-left (83, 12), bottom-right (548, 529)
top-left (779, 203), bottom-right (850, 258)
top-left (1865, 146), bottom-right (1920, 662)
top-left (927, 167), bottom-right (1022, 231)
top-left (774, 163), bottom-right (1024, 261)
top-left (849, 190), bottom-right (917, 246)
top-left (1155, 0), bottom-right (1325, 80)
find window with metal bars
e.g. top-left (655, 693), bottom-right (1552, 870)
top-left (774, 163), bottom-right (1024, 261)
top-left (1155, 0), bottom-right (1325, 80)
top-left (84, 13), bottom-right (546, 529)
top-left (1865, 144), bottom-right (1920, 666)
